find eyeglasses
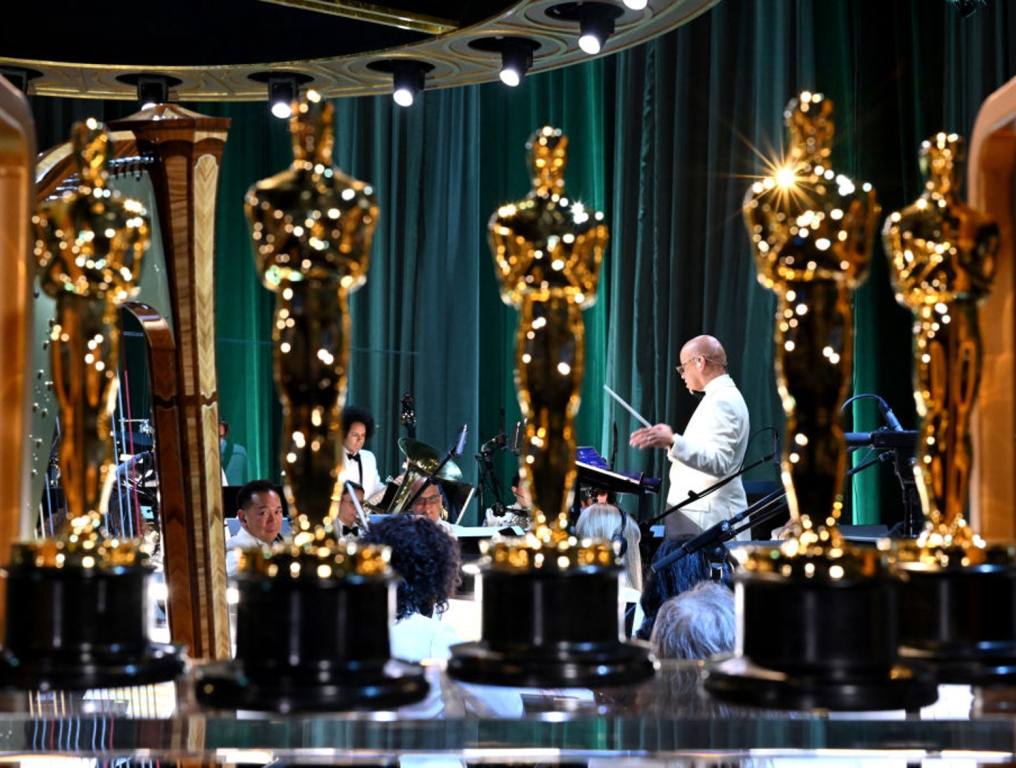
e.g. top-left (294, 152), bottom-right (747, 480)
top-left (675, 355), bottom-right (703, 376)
top-left (415, 494), bottom-right (443, 507)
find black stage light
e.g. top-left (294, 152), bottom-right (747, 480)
top-left (137, 76), bottom-right (170, 110)
top-left (499, 39), bottom-right (537, 87)
top-left (268, 75), bottom-right (300, 119)
top-left (392, 62), bottom-right (426, 107)
top-left (247, 72), bottom-right (313, 119)
top-left (468, 37), bottom-right (540, 88)
top-left (547, 3), bottom-right (625, 56)
top-left (115, 73), bottom-right (182, 108)
top-left (0, 66), bottom-right (40, 95)
top-left (366, 59), bottom-right (434, 108)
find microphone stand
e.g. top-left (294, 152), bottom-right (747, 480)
top-left (650, 488), bottom-right (788, 574)
top-left (475, 436), bottom-right (507, 518)
top-left (645, 449), bottom-right (778, 528)
top-left (402, 425), bottom-right (468, 512)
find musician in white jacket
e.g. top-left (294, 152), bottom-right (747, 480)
top-left (337, 405), bottom-right (385, 498)
top-left (630, 335), bottom-right (750, 540)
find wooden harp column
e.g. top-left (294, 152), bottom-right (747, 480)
top-left (969, 76), bottom-right (1016, 540)
top-left (111, 105), bottom-right (231, 659)
top-left (0, 76), bottom-right (35, 641)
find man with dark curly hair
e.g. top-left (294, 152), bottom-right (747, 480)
top-left (338, 405), bottom-right (384, 498)
top-left (360, 514), bottom-right (462, 662)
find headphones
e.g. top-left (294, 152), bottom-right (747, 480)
top-left (611, 506), bottom-right (628, 558)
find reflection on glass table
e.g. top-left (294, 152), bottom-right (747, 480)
top-left (0, 662), bottom-right (1010, 765)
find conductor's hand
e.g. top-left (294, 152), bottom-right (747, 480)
top-left (629, 424), bottom-right (675, 450)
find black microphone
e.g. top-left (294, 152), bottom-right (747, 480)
top-left (878, 398), bottom-right (904, 432)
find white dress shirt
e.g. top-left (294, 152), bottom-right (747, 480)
top-left (666, 373), bottom-right (750, 539)
top-left (390, 611), bottom-right (462, 662)
top-left (337, 447), bottom-right (384, 498)
top-left (225, 526), bottom-right (268, 578)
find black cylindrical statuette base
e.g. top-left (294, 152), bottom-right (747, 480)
top-left (196, 570), bottom-right (427, 712)
top-left (706, 566), bottom-right (937, 711)
top-left (448, 564), bottom-right (654, 687)
top-left (2, 560), bottom-right (184, 690)
top-left (897, 559), bottom-right (1016, 683)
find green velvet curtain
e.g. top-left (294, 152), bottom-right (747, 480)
top-left (27, 0), bottom-right (1016, 527)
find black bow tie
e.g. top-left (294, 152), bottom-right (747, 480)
top-left (341, 524), bottom-right (359, 537)
top-left (347, 452), bottom-right (360, 461)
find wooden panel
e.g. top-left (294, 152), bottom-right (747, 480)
top-left (0, 76), bottom-right (35, 640)
top-left (968, 76), bottom-right (1016, 540)
top-left (113, 105), bottom-right (232, 659)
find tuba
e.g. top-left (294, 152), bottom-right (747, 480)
top-left (387, 437), bottom-right (469, 518)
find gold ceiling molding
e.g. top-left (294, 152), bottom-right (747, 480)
top-left (5, 0), bottom-right (719, 101)
top-left (257, 0), bottom-right (458, 34)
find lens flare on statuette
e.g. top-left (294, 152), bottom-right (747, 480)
top-left (742, 91), bottom-right (880, 569)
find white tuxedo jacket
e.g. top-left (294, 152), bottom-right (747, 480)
top-left (338, 448), bottom-right (384, 498)
top-left (666, 374), bottom-right (750, 540)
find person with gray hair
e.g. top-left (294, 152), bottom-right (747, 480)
top-left (649, 580), bottom-right (735, 661)
top-left (576, 503), bottom-right (644, 636)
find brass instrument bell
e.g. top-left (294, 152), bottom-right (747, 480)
top-left (387, 437), bottom-right (467, 517)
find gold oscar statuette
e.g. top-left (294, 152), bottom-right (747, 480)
top-left (448, 126), bottom-right (653, 687)
top-left (743, 91), bottom-right (878, 569)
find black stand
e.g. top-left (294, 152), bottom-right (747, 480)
top-left (2, 552), bottom-right (184, 691)
top-left (650, 488), bottom-right (788, 575)
top-left (646, 450), bottom-right (778, 529)
top-left (475, 439), bottom-right (507, 520)
top-left (196, 568), bottom-right (428, 712)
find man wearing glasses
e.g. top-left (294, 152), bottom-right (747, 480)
top-left (629, 335), bottom-right (750, 541)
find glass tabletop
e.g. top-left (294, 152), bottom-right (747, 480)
top-left (0, 662), bottom-right (1013, 764)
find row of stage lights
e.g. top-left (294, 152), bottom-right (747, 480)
top-left (121, 0), bottom-right (646, 116)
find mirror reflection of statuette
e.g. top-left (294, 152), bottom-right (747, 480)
top-left (743, 91), bottom-right (879, 556)
top-left (196, 91), bottom-right (428, 713)
top-left (3, 118), bottom-right (184, 692)
top-left (884, 132), bottom-right (998, 553)
top-left (246, 90), bottom-right (378, 534)
top-left (885, 134), bottom-right (1016, 686)
top-left (448, 127), bottom-right (653, 689)
top-left (33, 117), bottom-right (149, 540)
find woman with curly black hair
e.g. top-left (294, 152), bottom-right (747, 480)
top-left (360, 514), bottom-right (462, 661)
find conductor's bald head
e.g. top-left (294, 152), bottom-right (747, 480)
top-left (678, 335), bottom-right (728, 392)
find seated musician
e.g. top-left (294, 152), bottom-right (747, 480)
top-left (483, 472), bottom-right (531, 529)
top-left (407, 478), bottom-right (451, 527)
top-left (337, 405), bottom-right (385, 498)
top-left (336, 480), bottom-right (366, 538)
top-left (576, 503), bottom-right (644, 637)
top-left (225, 479), bottom-right (286, 577)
